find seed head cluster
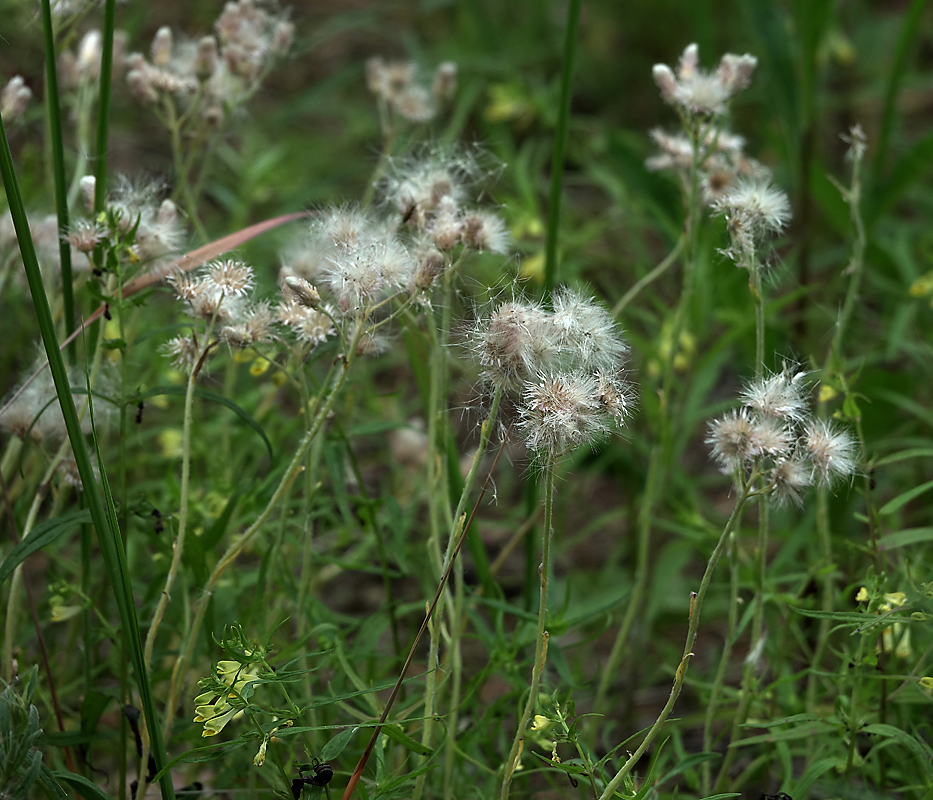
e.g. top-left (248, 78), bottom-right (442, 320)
top-left (473, 288), bottom-right (633, 459)
top-left (707, 367), bottom-right (857, 505)
top-left (126, 0), bottom-right (292, 120)
top-left (366, 57), bottom-right (457, 125)
top-left (653, 43), bottom-right (757, 117)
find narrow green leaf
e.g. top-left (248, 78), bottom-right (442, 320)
top-left (729, 720), bottom-right (839, 747)
top-left (36, 763), bottom-right (69, 800)
top-left (863, 723), bottom-right (933, 767)
top-left (380, 724), bottom-right (432, 757)
top-left (40, 0), bottom-right (74, 354)
top-left (879, 527), bottom-right (933, 550)
top-left (0, 510), bottom-right (91, 588)
top-left (50, 771), bottom-right (113, 800)
top-left (871, 0), bottom-right (931, 184)
top-left (878, 478), bottom-right (933, 516)
top-left (873, 447), bottom-right (933, 467)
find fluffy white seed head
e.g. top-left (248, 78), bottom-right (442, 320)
top-left (741, 370), bottom-right (808, 423)
top-left (206, 259), bottom-right (255, 297)
top-left (714, 177), bottom-right (791, 242)
top-left (460, 210), bottom-right (510, 254)
top-left (653, 43), bottom-right (757, 116)
top-left (518, 372), bottom-right (608, 458)
top-left (769, 457), bottom-right (812, 507)
top-left (474, 300), bottom-right (558, 392)
top-left (551, 288), bottom-right (629, 373)
top-left (804, 418), bottom-right (858, 487)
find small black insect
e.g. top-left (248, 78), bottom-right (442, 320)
top-left (760, 793), bottom-right (793, 800)
top-left (152, 508), bottom-right (164, 535)
top-left (135, 401), bottom-right (144, 424)
top-left (104, 303), bottom-right (112, 321)
top-left (291, 758), bottom-right (333, 799)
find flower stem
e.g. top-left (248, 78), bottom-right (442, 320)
top-left (500, 456), bottom-right (556, 800)
top-left (597, 477), bottom-right (752, 800)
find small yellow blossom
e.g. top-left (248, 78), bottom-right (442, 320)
top-left (531, 715), bottom-right (552, 733)
top-left (819, 384), bottom-right (838, 403)
top-left (855, 586), bottom-right (869, 602)
top-left (519, 252), bottom-right (545, 283)
top-left (158, 429), bottom-right (183, 458)
top-left (250, 356), bottom-right (271, 376)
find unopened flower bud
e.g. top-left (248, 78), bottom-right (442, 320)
top-left (414, 247), bottom-right (445, 290)
top-left (77, 30), bottom-right (103, 79)
top-left (151, 26), bottom-right (174, 68)
top-left (195, 36), bottom-right (218, 81)
top-left (1, 76), bottom-right (31, 122)
top-left (127, 69), bottom-right (158, 104)
top-left (79, 176), bottom-right (96, 211)
top-left (652, 64), bottom-right (678, 103)
top-left (432, 61), bottom-right (457, 102)
top-left (157, 199), bottom-right (178, 227)
top-left (272, 20), bottom-right (294, 55)
top-left (284, 275), bottom-right (321, 308)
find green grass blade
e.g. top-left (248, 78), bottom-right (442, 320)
top-left (542, 0), bottom-right (581, 301)
top-left (871, 0), bottom-right (931, 186)
top-left (0, 510), bottom-right (91, 587)
top-left (40, 0), bottom-right (75, 359)
top-left (0, 113), bottom-right (176, 800)
top-left (93, 0), bottom-right (117, 213)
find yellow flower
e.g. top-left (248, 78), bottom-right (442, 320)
top-left (855, 586), bottom-right (869, 603)
top-left (250, 357), bottom-right (271, 376)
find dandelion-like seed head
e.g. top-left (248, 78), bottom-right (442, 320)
top-left (594, 370), bottom-right (634, 427)
top-left (741, 369), bottom-right (808, 423)
top-left (206, 259), bottom-right (255, 297)
top-left (65, 219), bottom-right (106, 253)
top-left (551, 287), bottom-right (629, 373)
top-left (321, 234), bottom-right (414, 311)
top-left (804, 418), bottom-right (858, 488)
top-left (222, 301), bottom-right (275, 349)
top-left (714, 177), bottom-right (791, 253)
top-left (161, 334), bottom-right (200, 373)
top-left (519, 372), bottom-right (607, 458)
top-left (474, 300), bottom-right (558, 392)
top-left (707, 408), bottom-right (758, 469)
top-left (769, 457), bottom-right (812, 507)
top-left (460, 210), bottom-right (510, 254)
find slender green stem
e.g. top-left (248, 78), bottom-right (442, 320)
top-left (843, 633), bottom-right (866, 781)
top-left (702, 523), bottom-right (740, 794)
top-left (597, 478), bottom-right (753, 800)
top-left (591, 119), bottom-right (704, 731)
top-left (1, 105), bottom-right (176, 800)
top-left (543, 0), bottom-right (581, 300)
top-left (92, 0), bottom-right (115, 213)
top-left (415, 384), bottom-right (503, 800)
top-left (610, 236), bottom-right (685, 318)
top-left (500, 457), bottom-right (556, 800)
top-left (164, 97), bottom-right (209, 242)
top-left (40, 0), bottom-right (75, 359)
top-left (712, 254), bottom-right (768, 792)
top-left (162, 320), bottom-right (366, 741)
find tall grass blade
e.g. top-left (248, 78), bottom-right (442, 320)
top-left (40, 0), bottom-right (75, 358)
top-left (0, 112), bottom-right (176, 800)
top-left (542, 0), bottom-right (581, 301)
top-left (93, 0), bottom-right (117, 213)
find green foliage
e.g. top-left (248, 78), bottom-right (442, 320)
top-left (2, 1), bottom-right (933, 799)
